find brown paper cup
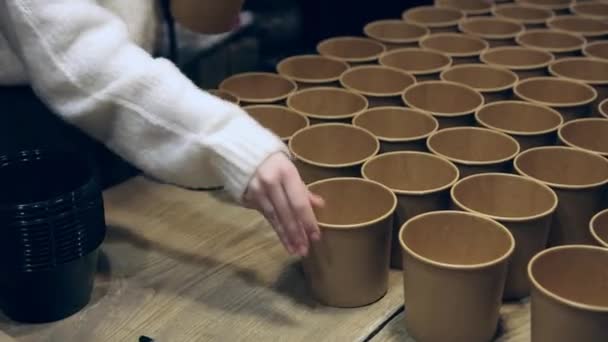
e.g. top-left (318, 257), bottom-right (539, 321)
top-left (516, 29), bottom-right (587, 59)
top-left (476, 101), bottom-right (563, 150)
top-left (571, 2), bottom-right (608, 21)
top-left (317, 37), bottom-right (386, 66)
top-left (434, 0), bottom-right (494, 16)
top-left (452, 173), bottom-right (558, 299)
top-left (400, 211), bottom-right (515, 342)
top-left (458, 17), bottom-right (525, 47)
top-left (402, 6), bottom-right (465, 33)
top-left (515, 0), bottom-right (574, 15)
top-left (559, 118), bottom-right (608, 158)
top-left (303, 177), bottom-right (397, 307)
top-left (276, 55), bottom-right (349, 89)
top-left (403, 81), bottom-right (485, 128)
top-left (601, 99), bottom-right (608, 119)
top-left (339, 65), bottom-right (416, 107)
top-left (440, 64), bottom-right (519, 103)
top-left (549, 57), bottom-right (608, 116)
top-left (547, 16), bottom-right (608, 43)
top-left (419, 33), bottom-right (489, 64)
top-left (219, 72), bottom-right (297, 106)
top-left (364, 20), bottom-right (430, 50)
top-left (590, 209), bottom-right (608, 248)
top-left (584, 41), bottom-right (608, 61)
top-left (379, 48), bottom-right (453, 82)
top-left (243, 105), bottom-right (309, 142)
top-left (353, 107), bottom-right (439, 153)
top-left (170, 0), bottom-right (244, 34)
top-left (528, 245), bottom-right (608, 342)
top-left (208, 89), bottom-right (239, 105)
top-left (481, 46), bottom-right (555, 80)
top-left (363, 152), bottom-right (459, 269)
top-left (289, 123), bottom-right (379, 184)
top-left (514, 77), bottom-right (598, 121)
top-left (427, 127), bottom-right (521, 177)
top-left (493, 3), bottom-right (555, 29)
top-left (515, 146), bottom-right (608, 245)
top-left (287, 87), bottom-right (368, 125)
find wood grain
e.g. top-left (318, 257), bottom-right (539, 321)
top-left (370, 299), bottom-right (531, 342)
top-left (0, 177), bottom-right (404, 342)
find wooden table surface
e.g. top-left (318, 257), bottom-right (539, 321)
top-left (0, 176), bottom-right (530, 342)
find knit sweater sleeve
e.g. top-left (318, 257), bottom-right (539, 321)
top-left (0, 0), bottom-right (288, 200)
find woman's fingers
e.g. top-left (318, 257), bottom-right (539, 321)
top-left (283, 168), bottom-right (321, 242)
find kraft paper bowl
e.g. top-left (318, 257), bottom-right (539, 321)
top-left (364, 19), bottom-right (430, 50)
top-left (402, 81), bottom-right (485, 128)
top-left (208, 89), bottom-right (240, 105)
top-left (514, 77), bottom-right (598, 121)
top-left (219, 72), bottom-right (297, 105)
top-left (493, 3), bottom-right (555, 28)
top-left (590, 209), bottom-right (608, 248)
top-left (362, 152), bottom-right (459, 269)
top-left (515, 146), bottom-right (608, 245)
top-left (276, 55), bottom-right (349, 89)
top-left (287, 87), bottom-right (369, 125)
top-left (516, 29), bottom-right (587, 59)
top-left (476, 101), bottom-right (563, 150)
top-left (571, 1), bottom-right (608, 21)
top-left (435, 0), bottom-right (494, 17)
top-left (559, 118), bottom-right (608, 158)
top-left (451, 173), bottom-right (558, 299)
top-left (170, 0), bottom-right (245, 34)
top-left (583, 41), bottom-right (608, 61)
top-left (400, 211), bottom-right (515, 342)
top-left (339, 65), bottom-right (416, 107)
top-left (420, 33), bottom-right (490, 65)
top-left (427, 126), bottom-right (521, 177)
top-left (440, 63), bottom-right (519, 103)
top-left (458, 17), bottom-right (525, 47)
top-left (528, 245), bottom-right (608, 342)
top-left (288, 123), bottom-right (379, 184)
top-left (402, 6), bottom-right (465, 33)
top-left (515, 0), bottom-right (574, 15)
top-left (353, 107), bottom-right (438, 153)
top-left (243, 105), bottom-right (309, 142)
top-left (303, 177), bottom-right (397, 307)
top-left (379, 48), bottom-right (453, 82)
top-left (481, 46), bottom-right (555, 80)
top-left (317, 36), bottom-right (386, 66)
top-left (547, 15), bottom-right (608, 43)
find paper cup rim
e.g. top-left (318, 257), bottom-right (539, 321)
top-left (458, 17), bottom-right (525, 41)
top-left (514, 76), bottom-right (598, 108)
top-left (339, 65), bottom-right (417, 97)
top-left (286, 86), bottom-right (370, 120)
top-left (219, 72), bottom-right (298, 103)
top-left (492, 3), bottom-right (555, 25)
top-left (549, 57), bottom-right (608, 86)
top-left (590, 209), bottom-right (608, 248)
top-left (558, 118), bottom-right (608, 157)
top-left (402, 6), bottom-right (465, 28)
top-left (475, 100), bottom-right (563, 136)
top-left (480, 46), bottom-right (555, 71)
top-left (379, 47), bottom-right (454, 76)
top-left (402, 80), bottom-right (485, 117)
top-left (440, 63), bottom-right (519, 93)
top-left (515, 29), bottom-right (587, 54)
top-left (316, 36), bottom-right (387, 63)
top-left (363, 19), bottom-right (431, 44)
top-left (419, 33), bottom-right (490, 58)
top-left (276, 54), bottom-right (350, 84)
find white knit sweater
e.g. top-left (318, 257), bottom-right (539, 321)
top-left (0, 0), bottom-right (287, 200)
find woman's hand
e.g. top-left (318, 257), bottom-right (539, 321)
top-left (244, 152), bottom-right (324, 256)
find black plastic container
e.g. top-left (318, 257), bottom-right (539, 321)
top-left (0, 149), bottom-right (106, 323)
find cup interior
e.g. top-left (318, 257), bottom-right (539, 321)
top-left (529, 246), bottom-right (608, 309)
top-left (436, 0), bottom-right (493, 14)
top-left (308, 178), bottom-right (395, 227)
top-left (428, 127), bottom-right (520, 163)
top-left (277, 55), bottom-right (349, 83)
top-left (584, 41), bottom-right (608, 60)
top-left (550, 58), bottom-right (608, 85)
top-left (403, 82), bottom-right (484, 115)
top-left (515, 77), bottom-right (597, 106)
top-left (420, 33), bottom-right (489, 56)
top-left (517, 0), bottom-right (572, 10)
top-left (244, 105), bottom-right (308, 140)
top-left (289, 124), bottom-right (378, 167)
top-left (572, 2), bottom-right (608, 19)
top-left (559, 119), bottom-right (608, 156)
top-left (601, 99), bottom-right (608, 118)
top-left (340, 66), bottom-right (416, 96)
top-left (441, 64), bottom-right (518, 92)
top-left (354, 107), bottom-right (438, 141)
top-left (516, 30), bottom-right (585, 52)
top-left (379, 48), bottom-right (452, 74)
top-left (364, 20), bottom-right (429, 43)
top-left (219, 73), bottom-right (296, 102)
top-left (402, 6), bottom-right (464, 27)
top-left (481, 47), bottom-right (554, 69)
top-left (548, 16), bottom-right (608, 37)
top-left (515, 147), bottom-right (608, 187)
top-left (288, 88), bottom-right (368, 119)
top-left (401, 211), bottom-right (514, 267)
top-left (493, 4), bottom-right (554, 23)
top-left (452, 173), bottom-right (556, 220)
top-left (476, 101), bottom-right (563, 134)
top-left (317, 37), bottom-right (386, 62)
top-left (459, 17), bottom-right (524, 38)
top-left (363, 152), bottom-right (459, 193)
top-left (591, 210), bottom-right (608, 247)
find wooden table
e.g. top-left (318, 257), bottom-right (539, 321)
top-left (0, 177), bottom-right (530, 342)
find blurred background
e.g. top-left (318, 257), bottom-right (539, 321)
top-left (176, 0), bottom-right (430, 89)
